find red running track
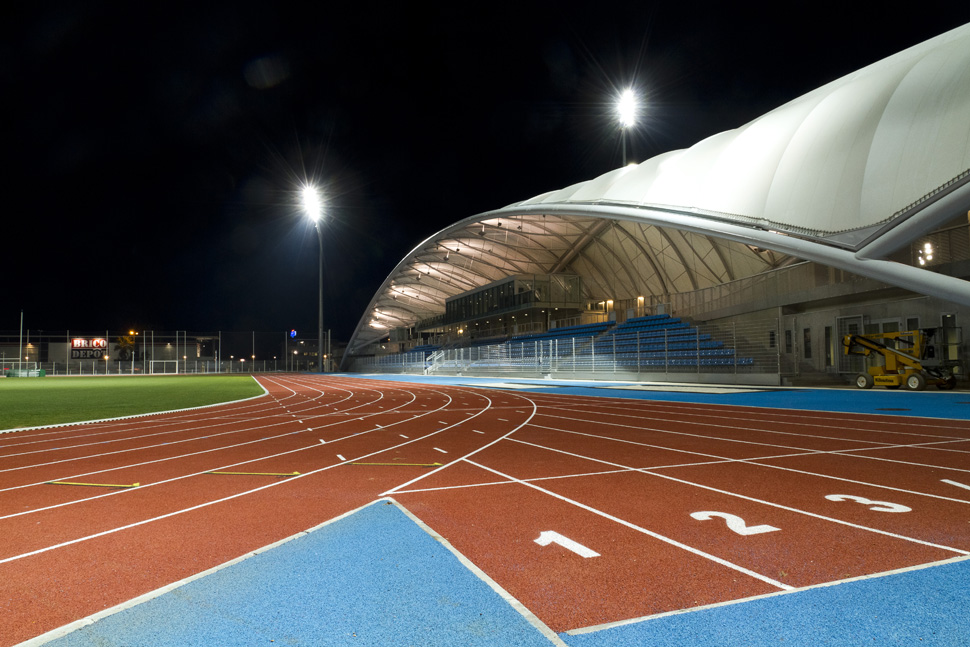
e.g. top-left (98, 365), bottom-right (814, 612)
top-left (2, 374), bottom-right (969, 643)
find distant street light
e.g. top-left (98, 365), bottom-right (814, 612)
top-left (616, 87), bottom-right (639, 166)
top-left (301, 184), bottom-right (326, 373)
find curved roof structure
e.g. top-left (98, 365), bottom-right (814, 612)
top-left (347, 23), bottom-right (970, 355)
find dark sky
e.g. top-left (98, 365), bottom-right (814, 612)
top-left (6, 2), bottom-right (968, 341)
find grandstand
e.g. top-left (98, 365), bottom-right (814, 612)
top-left (344, 25), bottom-right (970, 386)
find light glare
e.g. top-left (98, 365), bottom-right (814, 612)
top-left (617, 88), bottom-right (638, 128)
top-left (302, 185), bottom-right (323, 221)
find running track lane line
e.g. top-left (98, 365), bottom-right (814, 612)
top-left (379, 391), bottom-right (538, 497)
top-left (534, 395), bottom-right (970, 440)
top-left (508, 437), bottom-right (970, 556)
top-left (464, 459), bottom-right (794, 591)
top-left (526, 424), bottom-right (970, 506)
top-left (1, 379), bottom-right (467, 510)
top-left (0, 390), bottom-right (503, 567)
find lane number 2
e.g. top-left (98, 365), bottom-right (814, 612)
top-left (824, 494), bottom-right (911, 513)
top-left (534, 531), bottom-right (600, 558)
top-left (690, 511), bottom-right (780, 535)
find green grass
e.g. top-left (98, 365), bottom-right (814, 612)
top-left (0, 375), bottom-right (266, 430)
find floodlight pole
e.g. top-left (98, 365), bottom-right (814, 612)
top-left (301, 185), bottom-right (325, 373)
top-left (314, 221), bottom-right (324, 372)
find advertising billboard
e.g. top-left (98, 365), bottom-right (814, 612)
top-left (71, 338), bottom-right (108, 359)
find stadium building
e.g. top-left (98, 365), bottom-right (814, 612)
top-left (343, 24), bottom-right (970, 387)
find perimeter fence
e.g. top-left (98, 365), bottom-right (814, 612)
top-left (0, 330), bottom-right (325, 376)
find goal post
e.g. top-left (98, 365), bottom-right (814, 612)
top-left (149, 360), bottom-right (179, 375)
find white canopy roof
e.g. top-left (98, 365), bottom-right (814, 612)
top-left (348, 23), bottom-right (970, 355)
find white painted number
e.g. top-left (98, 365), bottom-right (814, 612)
top-left (824, 494), bottom-right (911, 513)
top-left (689, 511), bottom-right (780, 536)
top-left (534, 531), bottom-right (600, 558)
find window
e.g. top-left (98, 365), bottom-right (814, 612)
top-left (803, 328), bottom-right (812, 359)
top-left (785, 330), bottom-right (793, 354)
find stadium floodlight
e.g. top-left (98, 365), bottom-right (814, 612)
top-left (300, 183), bottom-right (326, 373)
top-left (617, 88), bottom-right (638, 128)
top-left (302, 185), bottom-right (323, 222)
top-left (616, 87), bottom-right (640, 166)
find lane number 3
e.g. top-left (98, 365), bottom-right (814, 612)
top-left (824, 494), bottom-right (911, 513)
top-left (690, 511), bottom-right (780, 535)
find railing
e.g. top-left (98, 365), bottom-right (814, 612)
top-left (350, 320), bottom-right (782, 385)
top-left (670, 221), bottom-right (970, 321)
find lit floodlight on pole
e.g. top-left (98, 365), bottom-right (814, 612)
top-left (616, 87), bottom-right (639, 166)
top-left (302, 185), bottom-right (323, 222)
top-left (300, 184), bottom-right (326, 373)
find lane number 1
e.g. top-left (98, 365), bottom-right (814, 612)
top-left (534, 531), bottom-right (600, 558)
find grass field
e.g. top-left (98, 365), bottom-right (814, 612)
top-left (0, 375), bottom-right (266, 431)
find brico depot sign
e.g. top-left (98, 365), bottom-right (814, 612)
top-left (71, 338), bottom-right (108, 359)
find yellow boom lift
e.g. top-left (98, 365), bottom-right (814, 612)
top-left (842, 328), bottom-right (959, 391)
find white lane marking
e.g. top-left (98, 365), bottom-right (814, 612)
top-left (942, 479), bottom-right (970, 491)
top-left (535, 531), bottom-right (600, 558)
top-left (525, 423), bottom-right (970, 505)
top-left (467, 459), bottom-right (792, 590)
top-left (400, 435), bottom-right (409, 439)
top-left (0, 381), bottom-right (475, 555)
top-left (381, 392), bottom-right (537, 496)
top-left (508, 437), bottom-right (969, 556)
top-left (2, 376), bottom-right (420, 479)
top-left (390, 498), bottom-right (569, 647)
top-left (528, 392), bottom-right (970, 436)
top-left (336, 454), bottom-right (345, 461)
top-left (434, 447), bottom-right (448, 454)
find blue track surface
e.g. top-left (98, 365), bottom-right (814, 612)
top-left (35, 375), bottom-right (970, 647)
top-left (44, 501), bottom-right (554, 647)
top-left (351, 373), bottom-right (970, 419)
top-left (563, 559), bottom-right (970, 646)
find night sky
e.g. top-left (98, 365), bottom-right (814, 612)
top-left (7, 3), bottom-right (968, 341)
